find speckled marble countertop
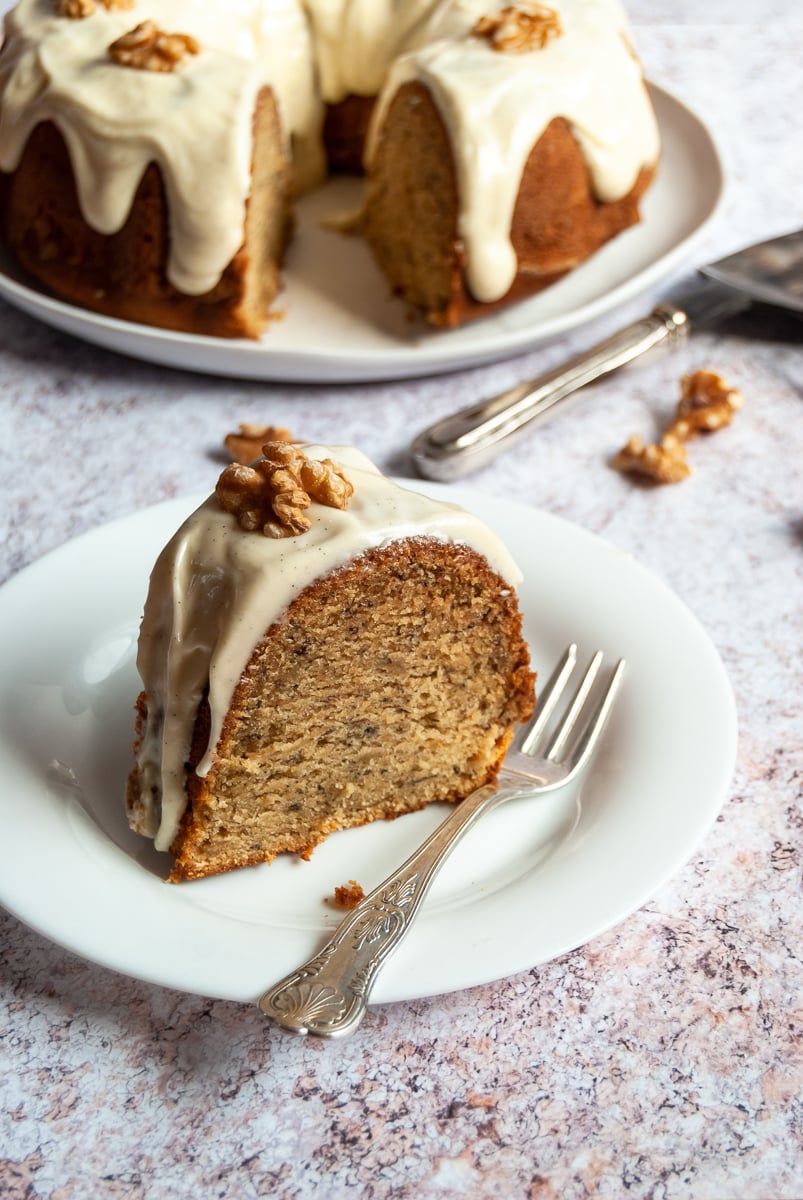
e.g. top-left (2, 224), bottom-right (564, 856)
top-left (1, 4), bottom-right (802, 1198)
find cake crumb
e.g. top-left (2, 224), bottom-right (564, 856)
top-left (321, 207), bottom-right (364, 236)
top-left (329, 880), bottom-right (366, 910)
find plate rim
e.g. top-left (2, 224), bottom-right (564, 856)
top-left (0, 82), bottom-right (725, 383)
top-left (0, 485), bottom-right (738, 1003)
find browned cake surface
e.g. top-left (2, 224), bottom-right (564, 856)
top-left (362, 80), bottom-right (656, 328)
top-left (147, 537), bottom-right (534, 882)
top-left (0, 88), bottom-right (292, 339)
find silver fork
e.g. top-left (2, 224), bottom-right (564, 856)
top-left (258, 643), bottom-right (625, 1038)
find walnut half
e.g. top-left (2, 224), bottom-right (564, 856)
top-left (473, 4), bottom-right (562, 53)
top-left (109, 20), bottom-right (200, 73)
top-left (329, 881), bottom-right (366, 910)
top-left (614, 368), bottom-right (743, 485)
top-left (667, 369), bottom-right (745, 440)
top-left (612, 433), bottom-right (691, 485)
top-left (215, 443), bottom-right (354, 537)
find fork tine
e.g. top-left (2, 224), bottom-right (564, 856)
top-left (520, 643), bottom-right (577, 754)
top-left (544, 650), bottom-right (603, 761)
top-left (565, 657), bottom-right (626, 773)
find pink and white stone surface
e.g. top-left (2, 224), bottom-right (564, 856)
top-left (0, 3), bottom-right (801, 1197)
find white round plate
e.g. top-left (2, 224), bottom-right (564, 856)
top-left (0, 85), bottom-right (722, 383)
top-left (0, 485), bottom-right (736, 1004)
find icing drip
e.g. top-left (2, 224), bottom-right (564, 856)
top-left (302, 0), bottom-right (450, 103)
top-left (131, 447), bottom-right (523, 851)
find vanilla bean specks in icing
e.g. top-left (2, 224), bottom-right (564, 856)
top-left (0, 0), bottom-right (659, 305)
top-left (129, 447), bottom-right (522, 852)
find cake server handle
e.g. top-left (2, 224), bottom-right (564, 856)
top-left (258, 779), bottom-right (522, 1038)
top-left (410, 281), bottom-right (749, 481)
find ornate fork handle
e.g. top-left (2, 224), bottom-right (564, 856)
top-left (258, 774), bottom-right (532, 1038)
top-left (259, 644), bottom-right (623, 1036)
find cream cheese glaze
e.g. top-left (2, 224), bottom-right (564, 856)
top-left (0, 0), bottom-right (659, 305)
top-left (130, 447), bottom-right (523, 852)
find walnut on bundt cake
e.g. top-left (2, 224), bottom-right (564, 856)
top-left (125, 443), bottom-right (535, 882)
top-left (0, 0), bottom-right (659, 338)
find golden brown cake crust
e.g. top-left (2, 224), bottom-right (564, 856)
top-left (363, 80), bottom-right (657, 328)
top-left (0, 88), bottom-right (293, 338)
top-left (136, 536), bottom-right (534, 882)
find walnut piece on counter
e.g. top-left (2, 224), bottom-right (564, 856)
top-left (667, 369), bottom-right (745, 440)
top-left (224, 423), bottom-right (294, 465)
top-left (109, 20), bottom-right (200, 72)
top-left (329, 881), bottom-right (366, 910)
top-left (613, 433), bottom-right (691, 485)
top-left (473, 4), bottom-right (562, 53)
top-left (215, 441), bottom-right (354, 537)
top-left (614, 368), bottom-right (743, 485)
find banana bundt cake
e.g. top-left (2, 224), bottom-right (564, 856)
top-left (0, 0), bottom-right (660, 336)
top-left (125, 444), bottom-right (535, 882)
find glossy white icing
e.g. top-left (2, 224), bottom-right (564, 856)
top-left (130, 447), bottom-right (522, 851)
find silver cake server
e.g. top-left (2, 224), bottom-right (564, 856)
top-left (411, 228), bottom-right (803, 481)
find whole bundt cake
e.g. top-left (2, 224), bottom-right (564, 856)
top-left (0, 0), bottom-right (660, 337)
